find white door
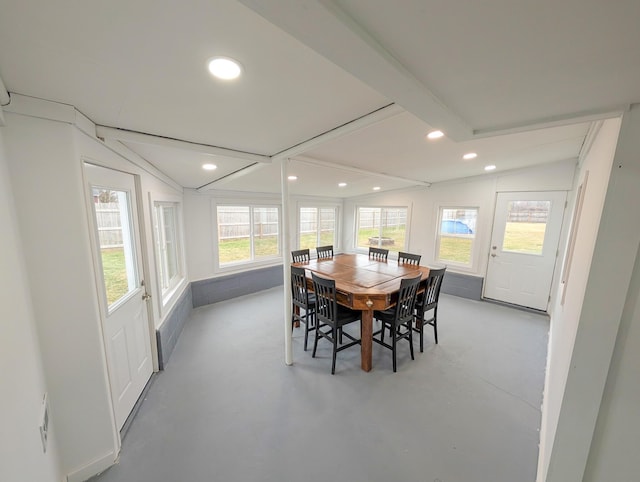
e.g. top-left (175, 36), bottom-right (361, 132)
top-left (484, 191), bottom-right (566, 311)
top-left (86, 163), bottom-right (153, 429)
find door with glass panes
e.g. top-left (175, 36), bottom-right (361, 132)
top-left (484, 191), bottom-right (566, 311)
top-left (86, 163), bottom-right (153, 429)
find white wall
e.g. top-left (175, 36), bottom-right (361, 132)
top-left (343, 160), bottom-right (576, 277)
top-left (584, 241), bottom-right (640, 480)
top-left (4, 112), bottom-right (118, 479)
top-left (3, 101), bottom-right (188, 480)
top-left (0, 123), bottom-right (62, 482)
top-left (537, 117), bottom-right (621, 481)
top-left (542, 109), bottom-right (640, 481)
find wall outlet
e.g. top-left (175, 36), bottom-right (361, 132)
top-left (39, 393), bottom-right (49, 453)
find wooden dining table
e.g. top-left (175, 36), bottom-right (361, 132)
top-left (292, 253), bottom-right (430, 372)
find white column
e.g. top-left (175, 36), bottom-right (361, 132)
top-left (280, 158), bottom-right (293, 365)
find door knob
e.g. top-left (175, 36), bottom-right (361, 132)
top-left (491, 254), bottom-right (497, 257)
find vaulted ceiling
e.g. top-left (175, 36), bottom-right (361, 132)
top-left (1, 0), bottom-right (638, 197)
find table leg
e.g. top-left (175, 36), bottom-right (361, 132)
top-left (361, 309), bottom-right (373, 372)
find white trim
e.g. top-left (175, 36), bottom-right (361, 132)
top-left (272, 104), bottom-right (405, 160)
top-left (294, 154), bottom-right (431, 187)
top-left (4, 93), bottom-right (76, 123)
top-left (296, 202), bottom-right (341, 253)
top-left (96, 125), bottom-right (271, 164)
top-left (353, 204), bottom-right (411, 253)
top-left (433, 204), bottom-right (480, 273)
top-left (100, 138), bottom-right (183, 192)
top-left (212, 199), bottom-right (283, 273)
top-left (66, 450), bottom-right (116, 482)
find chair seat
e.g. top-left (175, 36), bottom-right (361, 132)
top-left (335, 305), bottom-right (361, 326)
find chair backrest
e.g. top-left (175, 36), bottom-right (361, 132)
top-left (311, 272), bottom-right (339, 326)
top-left (398, 251), bottom-right (422, 265)
top-left (316, 245), bottom-right (334, 259)
top-left (291, 266), bottom-right (311, 309)
top-left (369, 246), bottom-right (389, 261)
top-left (423, 267), bottom-right (446, 310)
top-left (393, 274), bottom-right (422, 325)
top-left (291, 248), bottom-right (310, 263)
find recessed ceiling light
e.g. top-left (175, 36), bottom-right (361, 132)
top-left (463, 152), bottom-right (478, 160)
top-left (287, 175), bottom-right (298, 181)
top-left (207, 57), bottom-right (242, 80)
top-left (202, 163), bottom-right (217, 170)
top-left (338, 182), bottom-right (347, 187)
top-left (373, 186), bottom-right (381, 191)
top-left (484, 165), bottom-right (497, 171)
top-left (427, 130), bottom-right (444, 140)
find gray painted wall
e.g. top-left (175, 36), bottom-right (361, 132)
top-left (192, 265), bottom-right (284, 308)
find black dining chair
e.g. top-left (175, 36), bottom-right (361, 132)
top-left (398, 251), bottom-right (421, 265)
top-left (373, 274), bottom-right (422, 372)
top-left (291, 248), bottom-right (310, 263)
top-left (291, 266), bottom-right (315, 351)
top-left (311, 272), bottom-right (361, 374)
top-left (414, 267), bottom-right (446, 351)
top-left (369, 246), bottom-right (389, 261)
top-left (316, 245), bottom-right (334, 259)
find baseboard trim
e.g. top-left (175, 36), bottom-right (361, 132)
top-left (66, 450), bottom-right (115, 482)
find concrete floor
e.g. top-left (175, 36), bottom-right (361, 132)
top-left (92, 287), bottom-right (549, 482)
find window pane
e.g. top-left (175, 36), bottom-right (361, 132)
top-left (319, 208), bottom-right (335, 246)
top-left (93, 188), bottom-right (137, 307)
top-left (357, 207), bottom-right (407, 252)
top-left (502, 201), bottom-right (550, 255)
top-left (437, 207), bottom-right (477, 265)
top-left (380, 208), bottom-right (406, 253)
top-left (253, 207), bottom-right (279, 258)
top-left (162, 206), bottom-right (178, 281)
top-left (217, 206), bottom-right (251, 265)
top-left (357, 207), bottom-right (379, 249)
top-left (299, 207), bottom-right (318, 250)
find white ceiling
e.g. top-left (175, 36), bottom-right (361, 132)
top-left (1, 0), bottom-right (638, 197)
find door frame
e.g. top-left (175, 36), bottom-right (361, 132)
top-left (82, 159), bottom-right (158, 435)
top-left (483, 190), bottom-right (567, 311)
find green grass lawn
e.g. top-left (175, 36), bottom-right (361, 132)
top-left (105, 223), bottom-right (545, 294)
top-left (503, 222), bottom-right (546, 254)
top-left (357, 227), bottom-right (406, 252)
top-left (439, 222), bottom-right (546, 264)
top-left (101, 247), bottom-right (129, 305)
top-left (218, 236), bottom-right (279, 264)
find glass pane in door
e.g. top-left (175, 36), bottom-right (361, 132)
top-left (502, 200), bottom-right (551, 255)
top-left (92, 188), bottom-right (138, 308)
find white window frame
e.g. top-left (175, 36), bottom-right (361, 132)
top-left (435, 205), bottom-right (479, 270)
top-left (297, 203), bottom-right (340, 252)
top-left (354, 205), bottom-right (410, 255)
top-left (214, 201), bottom-right (282, 272)
top-left (150, 193), bottom-right (187, 313)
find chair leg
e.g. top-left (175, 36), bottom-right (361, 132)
top-left (392, 326), bottom-right (397, 373)
top-left (312, 322), bottom-right (320, 358)
top-left (303, 315), bottom-right (309, 351)
top-left (408, 322), bottom-right (414, 360)
top-left (331, 326), bottom-right (338, 375)
top-left (433, 308), bottom-right (438, 344)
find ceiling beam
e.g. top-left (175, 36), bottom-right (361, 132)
top-left (96, 125), bottom-right (271, 164)
top-left (294, 155), bottom-right (431, 187)
top-left (239, 0), bottom-right (472, 141)
top-left (272, 103), bottom-right (403, 161)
